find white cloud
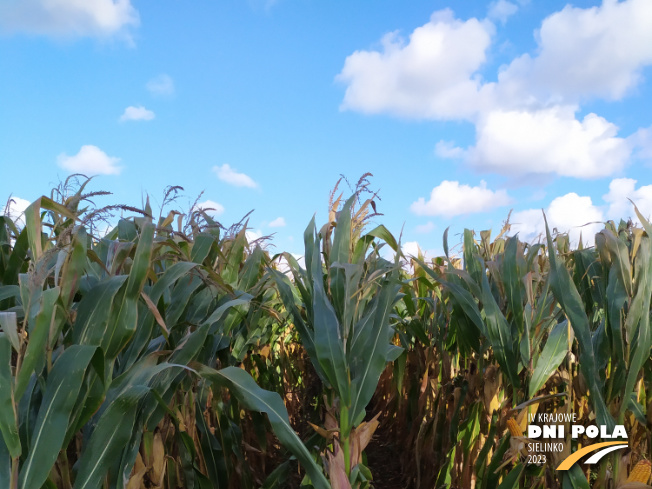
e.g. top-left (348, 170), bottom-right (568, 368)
top-left (336, 9), bottom-right (494, 120)
top-left (488, 0), bottom-right (518, 24)
top-left (0, 0), bottom-right (139, 39)
top-left (399, 241), bottom-right (446, 271)
top-left (402, 241), bottom-right (425, 259)
top-left (629, 125), bottom-right (652, 161)
top-left (120, 105), bottom-right (155, 122)
top-left (604, 178), bottom-right (652, 223)
top-left (3, 196), bottom-right (31, 227)
top-left (146, 74), bottom-right (175, 96)
top-left (434, 140), bottom-right (466, 159)
top-left (57, 145), bottom-right (122, 175)
top-left (246, 229), bottom-right (263, 243)
top-left (411, 180), bottom-right (511, 217)
top-left (469, 107), bottom-right (631, 178)
top-left (511, 193), bottom-right (603, 245)
top-left (269, 217), bottom-right (286, 227)
top-left (197, 199), bottom-right (225, 217)
top-left (274, 253), bottom-right (304, 274)
top-left (497, 0), bottom-right (652, 103)
top-left (212, 164), bottom-right (258, 188)
top-left (336, 1), bottom-right (652, 181)
top-left (415, 221), bottom-right (435, 234)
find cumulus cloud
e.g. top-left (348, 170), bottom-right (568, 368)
top-left (57, 145), bottom-right (122, 175)
top-left (146, 74), bottom-right (175, 96)
top-left (120, 105), bottom-right (155, 122)
top-left (511, 193), bottom-right (603, 244)
top-left (197, 199), bottom-right (225, 217)
top-left (337, 1), bottom-right (652, 180)
top-left (411, 180), bottom-right (511, 217)
top-left (488, 0), bottom-right (518, 24)
top-left (497, 0), bottom-right (652, 103)
top-left (604, 178), bottom-right (652, 222)
top-left (469, 107), bottom-right (631, 178)
top-left (3, 196), bottom-right (31, 227)
top-left (269, 217), bottom-right (286, 227)
top-left (0, 0), bottom-right (139, 39)
top-left (212, 164), bottom-right (258, 188)
top-left (336, 9), bottom-right (493, 120)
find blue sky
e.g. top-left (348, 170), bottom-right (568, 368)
top-left (1, 0), bottom-right (652, 258)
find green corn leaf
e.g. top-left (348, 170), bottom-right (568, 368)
top-left (15, 287), bottom-right (59, 400)
top-left (414, 259), bottom-right (487, 338)
top-left (365, 224), bottom-right (399, 253)
top-left (196, 365), bottom-right (330, 489)
top-left (0, 333), bottom-right (20, 458)
top-left (73, 386), bottom-right (149, 489)
top-left (480, 272), bottom-right (521, 389)
top-left (502, 237), bottom-right (524, 333)
top-left (223, 226), bottom-right (247, 286)
top-left (0, 312), bottom-right (19, 353)
top-left (269, 269), bottom-right (327, 383)
top-left (619, 234), bottom-right (652, 419)
top-left (102, 221), bottom-right (154, 359)
top-left (121, 261), bottom-right (199, 369)
top-left (261, 460), bottom-right (292, 489)
top-left (331, 196), bottom-right (353, 266)
top-left (529, 320), bottom-right (569, 398)
top-left (58, 227), bottom-right (88, 309)
top-left (0, 431), bottom-right (9, 489)
top-left (605, 265), bottom-right (627, 397)
top-left (496, 463), bottom-right (524, 488)
top-left (19, 345), bottom-right (97, 489)
top-left (349, 281), bottom-right (401, 425)
top-left (310, 231), bottom-right (350, 405)
top-left (190, 233), bottom-right (216, 264)
top-left (2, 226), bottom-right (28, 286)
top-left (598, 229), bottom-right (632, 297)
top-left (329, 197), bottom-right (354, 326)
top-left (239, 245), bottom-right (265, 291)
top-left (562, 464), bottom-right (591, 489)
top-left (463, 230), bottom-right (483, 285)
top-left (23, 197), bottom-right (77, 262)
top-left (482, 434), bottom-right (510, 489)
top-left (303, 217), bottom-right (317, 290)
top-left (73, 276), bottom-right (127, 346)
top-left (194, 386), bottom-right (229, 489)
top-left (544, 214), bottom-right (613, 430)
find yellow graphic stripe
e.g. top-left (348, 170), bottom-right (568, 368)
top-left (557, 442), bottom-right (628, 470)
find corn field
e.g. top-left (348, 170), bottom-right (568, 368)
top-left (1, 177), bottom-right (651, 489)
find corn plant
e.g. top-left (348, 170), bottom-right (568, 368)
top-left (0, 183), bottom-right (329, 489)
top-left (272, 194), bottom-right (402, 488)
top-left (3, 177), bottom-right (652, 489)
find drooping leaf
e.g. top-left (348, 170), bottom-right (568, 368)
top-left (196, 365), bottom-right (330, 489)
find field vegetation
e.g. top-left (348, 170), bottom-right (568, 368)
top-left (0, 175), bottom-right (651, 489)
